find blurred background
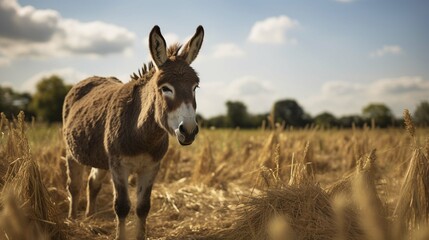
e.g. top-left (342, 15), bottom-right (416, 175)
top-left (1, 0), bottom-right (428, 127)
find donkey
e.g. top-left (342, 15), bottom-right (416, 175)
top-left (62, 25), bottom-right (204, 240)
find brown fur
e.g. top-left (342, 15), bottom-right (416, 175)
top-left (62, 25), bottom-right (204, 240)
top-left (63, 46), bottom-right (198, 169)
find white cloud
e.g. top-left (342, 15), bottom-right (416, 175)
top-left (0, 56), bottom-right (10, 67)
top-left (0, 0), bottom-right (136, 59)
top-left (226, 76), bottom-right (273, 97)
top-left (198, 76), bottom-right (279, 117)
top-left (58, 20), bottom-right (135, 56)
top-left (0, 0), bottom-right (59, 42)
top-left (370, 45), bottom-right (403, 58)
top-left (0, 81), bottom-right (13, 88)
top-left (212, 43), bottom-right (245, 58)
top-left (303, 76), bottom-right (429, 116)
top-left (21, 67), bottom-right (88, 93)
top-left (321, 81), bottom-right (364, 96)
top-left (248, 15), bottom-right (298, 44)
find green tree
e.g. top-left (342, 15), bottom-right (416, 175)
top-left (31, 75), bottom-right (72, 123)
top-left (414, 101), bottom-right (429, 126)
top-left (271, 99), bottom-right (309, 127)
top-left (195, 113), bottom-right (206, 127)
top-left (362, 103), bottom-right (394, 128)
top-left (314, 112), bottom-right (337, 128)
top-left (0, 86), bottom-right (33, 119)
top-left (248, 113), bottom-right (269, 129)
top-left (206, 115), bottom-right (229, 128)
top-left (338, 115), bottom-right (365, 128)
top-left (226, 101), bottom-right (249, 128)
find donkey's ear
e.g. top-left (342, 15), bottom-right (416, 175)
top-left (149, 25), bottom-right (168, 68)
top-left (180, 26), bottom-right (204, 64)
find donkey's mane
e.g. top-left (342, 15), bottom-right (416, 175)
top-left (130, 43), bottom-right (182, 83)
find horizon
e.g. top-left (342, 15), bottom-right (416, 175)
top-left (1, 0), bottom-right (428, 118)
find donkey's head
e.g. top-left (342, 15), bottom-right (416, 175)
top-left (149, 25), bottom-right (204, 146)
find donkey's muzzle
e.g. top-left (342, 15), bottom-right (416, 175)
top-left (176, 123), bottom-right (199, 146)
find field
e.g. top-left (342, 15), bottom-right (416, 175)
top-left (1, 112), bottom-right (429, 240)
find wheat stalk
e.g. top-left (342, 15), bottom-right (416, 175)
top-left (404, 109), bottom-right (417, 146)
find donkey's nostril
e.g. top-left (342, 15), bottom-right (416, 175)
top-left (178, 121), bottom-right (197, 136)
top-left (176, 123), bottom-right (197, 145)
top-left (179, 124), bottom-right (186, 134)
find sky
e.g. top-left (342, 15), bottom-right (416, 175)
top-left (0, 0), bottom-right (428, 118)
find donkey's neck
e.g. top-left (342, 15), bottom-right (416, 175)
top-left (112, 80), bottom-right (167, 157)
top-left (134, 83), bottom-right (167, 143)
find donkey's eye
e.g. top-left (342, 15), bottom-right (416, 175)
top-left (161, 86), bottom-right (173, 93)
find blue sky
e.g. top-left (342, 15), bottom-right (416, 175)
top-left (0, 0), bottom-right (428, 118)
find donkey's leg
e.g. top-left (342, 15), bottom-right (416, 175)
top-left (85, 168), bottom-right (108, 217)
top-left (66, 155), bottom-right (84, 219)
top-left (136, 162), bottom-right (160, 240)
top-left (110, 163), bottom-right (130, 240)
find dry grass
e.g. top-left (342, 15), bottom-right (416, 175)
top-left (216, 185), bottom-right (337, 240)
top-left (0, 111), bottom-right (428, 239)
top-left (0, 112), bottom-right (65, 240)
top-left (393, 110), bottom-right (429, 239)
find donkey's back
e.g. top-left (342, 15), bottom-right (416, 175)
top-left (63, 76), bottom-right (122, 169)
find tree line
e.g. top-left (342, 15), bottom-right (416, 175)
top-left (201, 99), bottom-right (429, 129)
top-left (0, 75), bottom-right (71, 122)
top-left (1, 75), bottom-right (429, 128)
